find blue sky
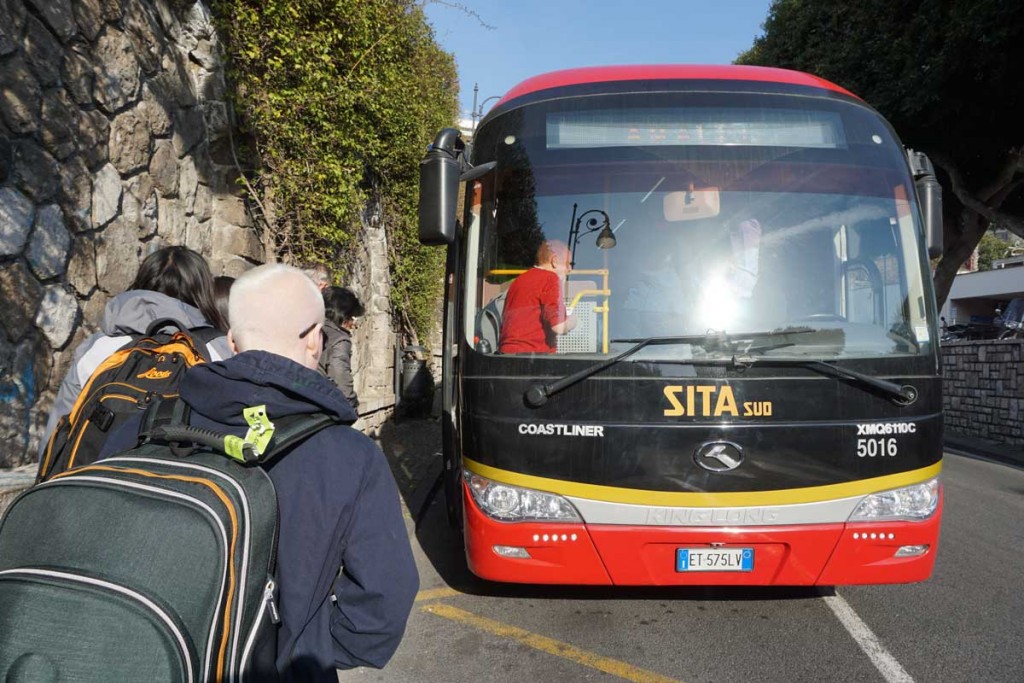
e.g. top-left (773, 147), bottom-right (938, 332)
top-left (423, 0), bottom-right (774, 122)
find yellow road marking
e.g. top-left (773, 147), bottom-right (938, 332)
top-left (415, 587), bottom-right (461, 602)
top-left (423, 603), bottom-right (681, 683)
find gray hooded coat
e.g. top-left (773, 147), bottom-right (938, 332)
top-left (38, 290), bottom-right (231, 456)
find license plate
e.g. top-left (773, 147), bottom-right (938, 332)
top-left (676, 547), bottom-right (754, 572)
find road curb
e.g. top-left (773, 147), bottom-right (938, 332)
top-left (944, 433), bottom-right (1024, 470)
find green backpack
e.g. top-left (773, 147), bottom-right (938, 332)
top-left (0, 399), bottom-right (336, 683)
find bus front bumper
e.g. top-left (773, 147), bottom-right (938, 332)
top-left (463, 484), bottom-right (942, 585)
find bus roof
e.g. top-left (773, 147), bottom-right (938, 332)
top-left (495, 65), bottom-right (858, 107)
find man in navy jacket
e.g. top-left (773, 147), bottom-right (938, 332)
top-left (101, 263), bottom-right (418, 680)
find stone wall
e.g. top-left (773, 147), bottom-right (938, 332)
top-left (941, 339), bottom-right (1024, 445)
top-left (0, 0), bottom-right (401, 466)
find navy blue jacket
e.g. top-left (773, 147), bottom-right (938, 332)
top-left (100, 351), bottom-right (418, 680)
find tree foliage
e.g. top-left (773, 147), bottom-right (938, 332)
top-left (216, 0), bottom-right (458, 340)
top-left (976, 231), bottom-right (1013, 271)
top-left (737, 0), bottom-right (1024, 305)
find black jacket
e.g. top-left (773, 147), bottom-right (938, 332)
top-left (101, 351), bottom-right (417, 680)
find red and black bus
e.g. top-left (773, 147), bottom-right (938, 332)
top-left (418, 65), bottom-right (944, 585)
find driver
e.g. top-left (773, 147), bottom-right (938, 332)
top-left (499, 240), bottom-right (578, 353)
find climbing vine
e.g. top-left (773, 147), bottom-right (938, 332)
top-left (216, 0), bottom-right (458, 340)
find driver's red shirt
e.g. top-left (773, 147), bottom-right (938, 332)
top-left (499, 267), bottom-right (566, 354)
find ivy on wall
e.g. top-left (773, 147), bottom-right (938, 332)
top-left (216, 0), bottom-right (458, 340)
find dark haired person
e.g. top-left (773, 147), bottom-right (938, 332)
top-left (320, 286), bottom-right (364, 410)
top-left (38, 245), bottom-right (232, 455)
top-left (213, 275), bottom-right (235, 333)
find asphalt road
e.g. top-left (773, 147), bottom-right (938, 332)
top-left (340, 451), bottom-right (1024, 682)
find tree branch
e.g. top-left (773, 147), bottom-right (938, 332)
top-left (932, 153), bottom-right (1024, 238)
top-left (978, 148), bottom-right (1023, 202)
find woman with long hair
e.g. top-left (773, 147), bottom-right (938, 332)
top-left (39, 245), bottom-right (232, 454)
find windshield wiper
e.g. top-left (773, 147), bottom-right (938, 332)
top-left (524, 335), bottom-right (750, 408)
top-left (523, 331), bottom-right (917, 408)
top-left (744, 357), bottom-right (917, 404)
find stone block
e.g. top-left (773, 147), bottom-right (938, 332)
top-left (58, 155), bottom-right (92, 233)
top-left (80, 291), bottom-right (108, 335)
top-left (73, 0), bottom-right (105, 42)
top-left (91, 162), bottom-right (122, 227)
top-left (184, 216), bottom-right (212, 254)
top-left (149, 139), bottom-right (179, 197)
top-left (149, 61), bottom-right (198, 110)
top-left (96, 217), bottom-right (142, 294)
top-left (35, 284), bottom-right (79, 349)
top-left (23, 15), bottom-right (63, 86)
top-left (93, 27), bottom-right (141, 113)
top-left (192, 182), bottom-right (212, 221)
top-left (190, 37), bottom-right (218, 71)
top-left (25, 0), bottom-right (77, 42)
top-left (0, 260), bottom-right (44, 342)
top-left (62, 45), bottom-right (94, 105)
top-left (157, 195), bottom-right (186, 244)
top-left (0, 56), bottom-right (41, 134)
top-left (67, 236), bottom-right (98, 296)
top-left (181, 1), bottom-right (214, 40)
top-left (40, 90), bottom-right (77, 160)
top-left (178, 154), bottom-right (198, 209)
top-left (14, 140), bottom-right (60, 202)
top-left (0, 186), bottom-right (34, 256)
top-left (0, 129), bottom-right (11, 183)
top-left (172, 106), bottom-right (204, 157)
top-left (126, 173), bottom-right (158, 238)
top-left (27, 205), bottom-right (71, 280)
top-left (140, 84), bottom-right (173, 137)
top-left (219, 256), bottom-right (255, 278)
top-left (0, 0), bottom-right (22, 56)
top-left (123, 0), bottom-right (167, 76)
top-left (75, 107), bottom-right (110, 170)
top-left (212, 194), bottom-right (249, 227)
top-left (212, 221), bottom-right (260, 258)
top-left (109, 108), bottom-right (151, 175)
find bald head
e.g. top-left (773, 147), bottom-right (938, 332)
top-left (536, 240), bottom-right (571, 276)
top-left (228, 263), bottom-right (326, 369)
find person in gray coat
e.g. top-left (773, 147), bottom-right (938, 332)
top-left (319, 286), bottom-right (364, 411)
top-left (38, 246), bottom-right (231, 455)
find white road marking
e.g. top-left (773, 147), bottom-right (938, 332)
top-left (824, 592), bottom-right (915, 683)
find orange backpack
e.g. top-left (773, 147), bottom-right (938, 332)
top-left (37, 319), bottom-right (217, 482)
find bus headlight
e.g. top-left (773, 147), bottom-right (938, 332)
top-left (849, 478), bottom-right (940, 522)
top-left (465, 471), bottom-right (582, 522)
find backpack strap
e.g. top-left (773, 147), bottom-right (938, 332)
top-left (140, 398), bottom-right (341, 465)
top-left (187, 325), bottom-right (223, 353)
top-left (264, 413), bottom-right (341, 458)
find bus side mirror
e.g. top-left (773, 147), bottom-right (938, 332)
top-left (418, 128), bottom-right (463, 246)
top-left (908, 150), bottom-right (943, 259)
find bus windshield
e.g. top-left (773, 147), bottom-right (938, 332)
top-left (464, 92), bottom-right (934, 361)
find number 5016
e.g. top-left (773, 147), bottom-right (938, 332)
top-left (857, 437), bottom-right (897, 457)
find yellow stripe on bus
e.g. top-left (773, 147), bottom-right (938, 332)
top-left (463, 458), bottom-right (942, 507)
top-left (423, 603), bottom-right (681, 683)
